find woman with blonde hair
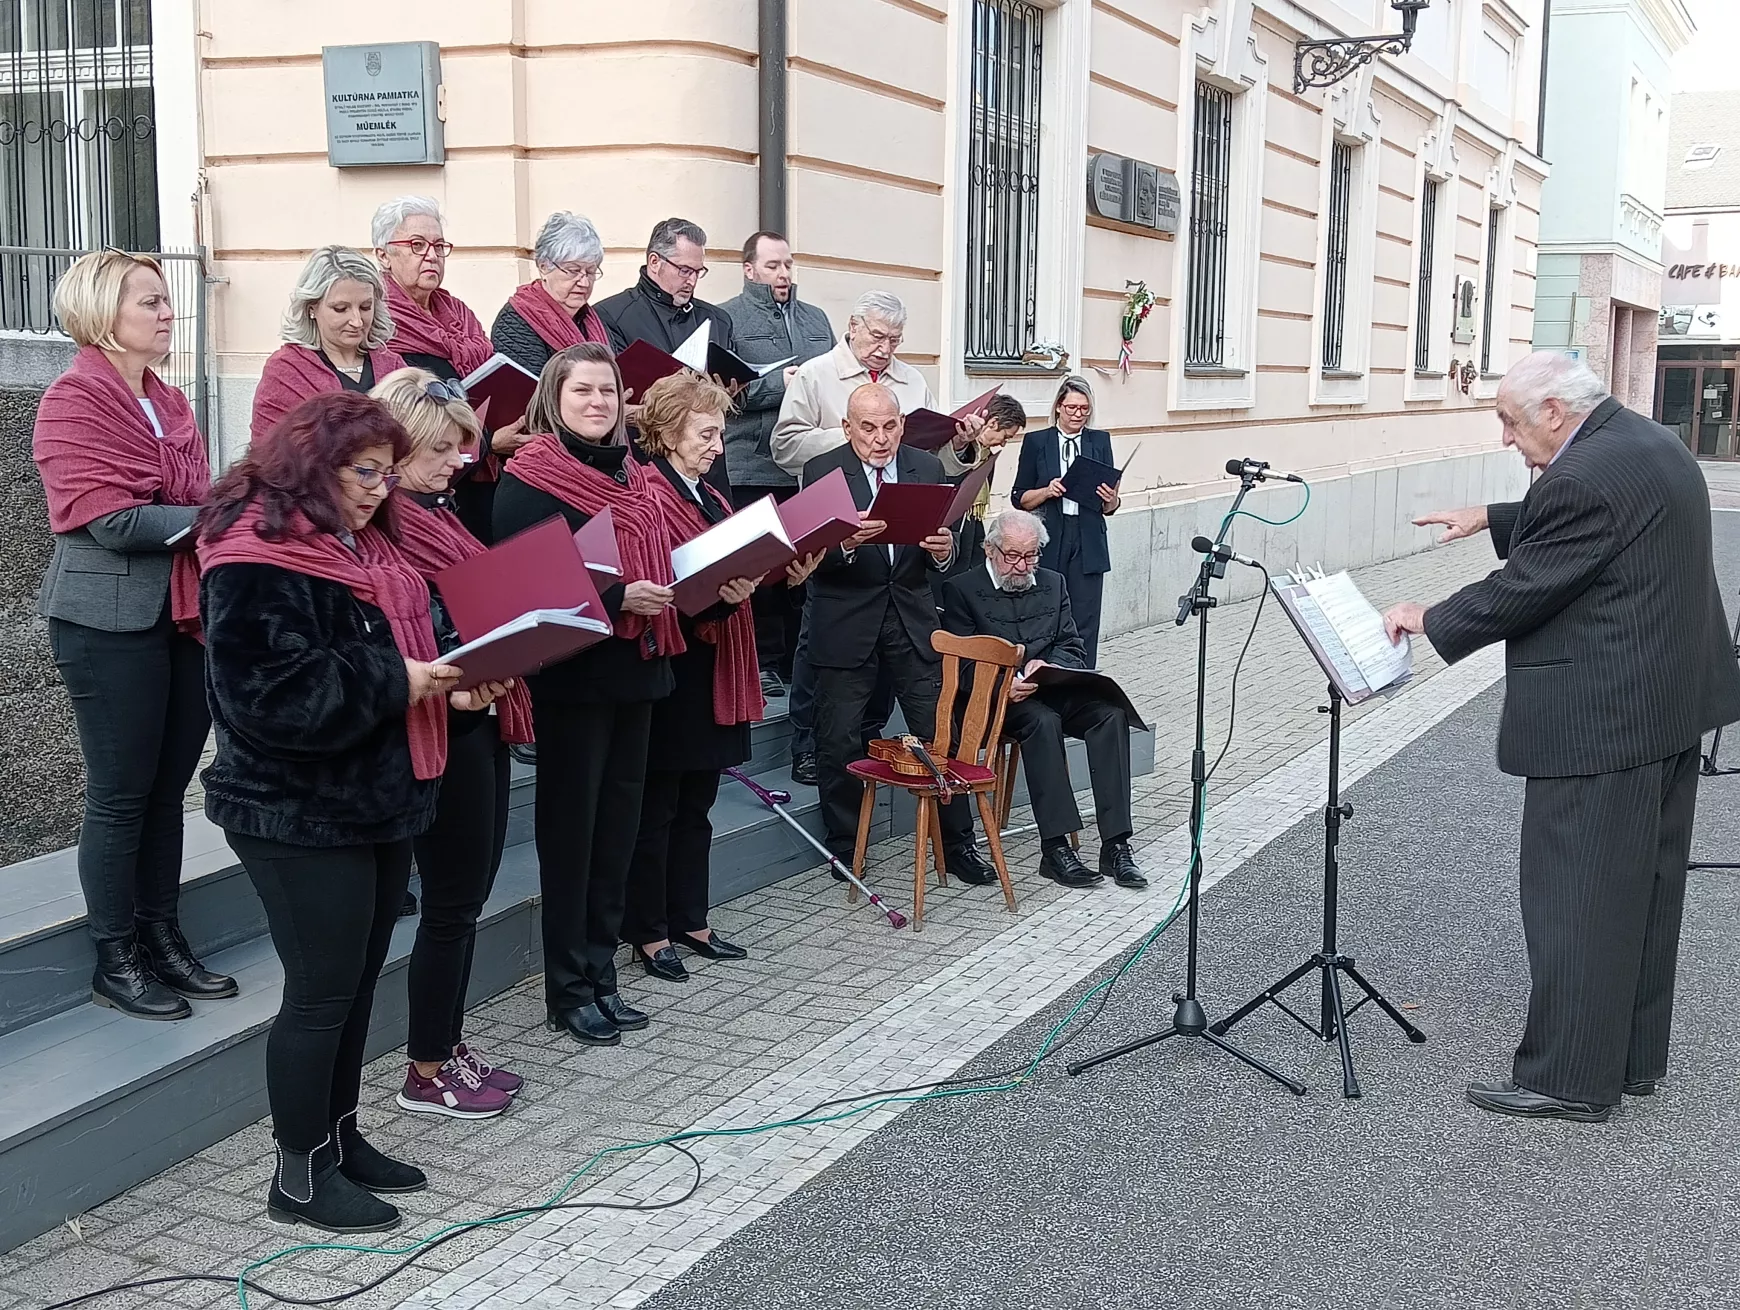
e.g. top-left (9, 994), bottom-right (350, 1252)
top-left (371, 367), bottom-right (533, 1117)
top-left (33, 248), bottom-right (232, 1021)
top-left (251, 245), bottom-right (406, 443)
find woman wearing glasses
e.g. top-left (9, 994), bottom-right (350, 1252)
top-left (251, 246), bottom-right (407, 444)
top-left (1011, 375), bottom-right (1121, 664)
top-left (372, 196), bottom-right (523, 541)
top-left (372, 368), bottom-right (535, 1120)
top-left (490, 212), bottom-right (611, 378)
top-left (197, 391), bottom-right (514, 1232)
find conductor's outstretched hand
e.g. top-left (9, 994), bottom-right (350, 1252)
top-left (1414, 505), bottom-right (1489, 544)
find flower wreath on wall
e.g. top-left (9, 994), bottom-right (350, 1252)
top-left (1118, 280), bottom-right (1156, 378)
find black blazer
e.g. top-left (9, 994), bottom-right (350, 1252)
top-left (1425, 397), bottom-right (1740, 778)
top-left (939, 565), bottom-right (1087, 669)
top-left (1010, 425), bottom-right (1114, 575)
top-left (801, 442), bottom-right (955, 670)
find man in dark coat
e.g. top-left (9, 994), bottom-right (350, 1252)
top-left (720, 231), bottom-right (837, 694)
top-left (802, 383), bottom-right (994, 883)
top-left (594, 217), bottom-right (737, 362)
top-left (1384, 351), bottom-right (1740, 1123)
top-left (941, 508), bottom-right (1146, 890)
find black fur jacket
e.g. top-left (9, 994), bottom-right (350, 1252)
top-left (200, 562), bottom-right (438, 848)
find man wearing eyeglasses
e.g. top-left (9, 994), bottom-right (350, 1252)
top-left (594, 217), bottom-right (739, 367)
top-left (940, 508), bottom-right (1146, 891)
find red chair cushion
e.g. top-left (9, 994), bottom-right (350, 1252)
top-left (845, 757), bottom-right (998, 789)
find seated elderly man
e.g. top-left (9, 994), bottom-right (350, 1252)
top-left (941, 509), bottom-right (1145, 890)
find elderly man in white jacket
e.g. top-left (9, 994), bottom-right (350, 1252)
top-left (771, 290), bottom-right (986, 478)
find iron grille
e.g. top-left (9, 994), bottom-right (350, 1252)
top-left (964, 0), bottom-right (1043, 367)
top-left (1414, 178), bottom-right (1437, 371)
top-left (1186, 82), bottom-right (1233, 368)
top-left (0, 0), bottom-right (158, 331)
top-left (1480, 206), bottom-right (1501, 373)
top-left (1321, 141), bottom-right (1352, 371)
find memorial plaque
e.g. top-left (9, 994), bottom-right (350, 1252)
top-left (1086, 151), bottom-right (1178, 234)
top-left (1087, 152), bottom-right (1127, 222)
top-left (323, 42), bottom-right (444, 168)
top-left (1153, 169), bottom-right (1180, 234)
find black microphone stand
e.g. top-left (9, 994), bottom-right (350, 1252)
top-left (1689, 605), bottom-right (1740, 871)
top-left (1067, 466), bottom-right (1306, 1095)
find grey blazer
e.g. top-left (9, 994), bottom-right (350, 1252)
top-left (38, 503), bottom-right (201, 633)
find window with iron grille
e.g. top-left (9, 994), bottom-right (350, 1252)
top-left (1480, 206), bottom-right (1501, 373)
top-left (964, 0), bottom-right (1043, 367)
top-left (1321, 141), bottom-right (1353, 372)
top-left (0, 0), bottom-right (158, 329)
top-left (1414, 178), bottom-right (1439, 372)
top-left (1186, 82), bottom-right (1233, 368)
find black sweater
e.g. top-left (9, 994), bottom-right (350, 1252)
top-left (489, 301), bottom-right (559, 380)
top-left (491, 432), bottom-right (676, 705)
top-left (201, 562), bottom-right (438, 848)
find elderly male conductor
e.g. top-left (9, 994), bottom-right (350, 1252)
top-left (1383, 351), bottom-right (1740, 1123)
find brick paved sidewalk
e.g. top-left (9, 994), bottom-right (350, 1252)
top-left (0, 538), bottom-right (1497, 1310)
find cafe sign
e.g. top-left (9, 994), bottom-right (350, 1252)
top-left (323, 42), bottom-right (444, 168)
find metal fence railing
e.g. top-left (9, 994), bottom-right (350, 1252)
top-left (0, 244), bottom-right (210, 435)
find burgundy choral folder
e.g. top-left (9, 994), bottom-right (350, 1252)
top-left (901, 387), bottom-right (1002, 452)
top-left (865, 456), bottom-right (998, 544)
top-left (433, 516), bottom-right (612, 688)
top-left (460, 354), bottom-right (540, 429)
top-left (669, 495), bottom-right (797, 616)
top-left (572, 506), bottom-right (622, 576)
top-left (617, 337), bottom-right (788, 399)
top-left (757, 468), bottom-right (862, 584)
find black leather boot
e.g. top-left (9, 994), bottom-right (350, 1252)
top-left (267, 1138), bottom-right (401, 1233)
top-left (335, 1111), bottom-right (427, 1194)
top-left (92, 936), bottom-right (191, 1021)
top-left (138, 921), bottom-right (239, 1000)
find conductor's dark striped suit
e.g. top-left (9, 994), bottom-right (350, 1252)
top-left (1425, 396), bottom-right (1740, 1106)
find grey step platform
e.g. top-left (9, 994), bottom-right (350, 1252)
top-left (0, 705), bottom-right (1153, 1254)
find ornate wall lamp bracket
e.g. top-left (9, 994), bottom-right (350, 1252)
top-left (1294, 0), bottom-right (1429, 95)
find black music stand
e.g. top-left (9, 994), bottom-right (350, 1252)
top-left (1208, 577), bottom-right (1426, 1098)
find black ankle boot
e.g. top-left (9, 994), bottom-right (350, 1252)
top-left (335, 1111), bottom-right (427, 1194)
top-left (267, 1138), bottom-right (401, 1233)
top-left (92, 936), bottom-right (191, 1021)
top-left (137, 921), bottom-right (239, 1000)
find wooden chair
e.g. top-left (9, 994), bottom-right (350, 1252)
top-left (846, 631), bottom-right (1025, 929)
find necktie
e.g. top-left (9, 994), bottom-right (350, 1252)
top-left (1061, 432), bottom-right (1081, 517)
top-left (871, 466), bottom-right (894, 564)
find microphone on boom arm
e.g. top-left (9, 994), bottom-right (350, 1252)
top-left (1225, 457), bottom-right (1306, 484)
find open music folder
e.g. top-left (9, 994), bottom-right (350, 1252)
top-left (1270, 571), bottom-right (1412, 705)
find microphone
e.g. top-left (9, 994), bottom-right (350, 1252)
top-left (1191, 535), bottom-right (1264, 570)
top-left (1225, 457), bottom-right (1306, 484)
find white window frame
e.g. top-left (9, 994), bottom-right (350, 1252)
top-left (1309, 67), bottom-right (1380, 407)
top-left (1404, 107), bottom-right (1460, 403)
top-left (1474, 145), bottom-right (1519, 397)
top-left (1167, 0), bottom-right (1267, 413)
top-left (939, 0), bottom-right (1088, 415)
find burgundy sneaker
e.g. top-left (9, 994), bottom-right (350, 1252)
top-left (395, 1059), bottom-right (510, 1119)
top-left (454, 1042), bottom-right (523, 1096)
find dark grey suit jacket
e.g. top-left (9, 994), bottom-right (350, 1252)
top-left (38, 504), bottom-right (201, 633)
top-left (939, 566), bottom-right (1088, 669)
top-left (1425, 397), bottom-right (1740, 778)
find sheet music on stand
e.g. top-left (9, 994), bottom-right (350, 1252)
top-left (1270, 570), bottom-right (1412, 705)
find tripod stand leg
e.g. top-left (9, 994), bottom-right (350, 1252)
top-left (1065, 1027), bottom-right (1178, 1077)
top-left (1323, 965), bottom-right (1360, 1100)
top-left (1199, 1028), bottom-right (1308, 1096)
top-left (1341, 963), bottom-right (1427, 1044)
top-left (1208, 956), bottom-right (1317, 1037)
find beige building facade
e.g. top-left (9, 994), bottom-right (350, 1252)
top-left (31, 0), bottom-right (1552, 628)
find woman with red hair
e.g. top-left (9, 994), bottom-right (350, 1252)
top-left (197, 392), bottom-right (511, 1233)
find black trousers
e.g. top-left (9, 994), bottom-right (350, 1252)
top-left (624, 768), bottom-right (720, 945)
top-left (532, 697), bottom-right (653, 1009)
top-left (1512, 745), bottom-right (1700, 1106)
top-left (406, 718), bottom-right (511, 1063)
top-left (1004, 688), bottom-right (1133, 845)
top-left (50, 610), bottom-right (211, 944)
top-left (1054, 516), bottom-right (1106, 666)
top-left (733, 484), bottom-right (804, 678)
top-left (232, 834), bottom-right (412, 1152)
top-left (815, 609), bottom-right (972, 861)
top-left (789, 590), bottom-right (895, 758)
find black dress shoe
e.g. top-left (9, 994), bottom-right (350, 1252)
top-left (399, 890), bottom-right (419, 918)
top-left (676, 930), bottom-right (748, 960)
top-left (334, 1111), bottom-right (427, 1194)
top-left (1099, 840), bottom-right (1149, 889)
top-left (138, 921), bottom-right (239, 1000)
top-left (634, 944), bottom-right (689, 982)
top-left (1466, 1079), bottom-right (1613, 1123)
top-left (92, 937), bottom-right (191, 1021)
top-left (508, 743), bottom-right (539, 767)
top-left (1623, 1079), bottom-right (1658, 1097)
top-left (760, 669), bottom-right (787, 699)
top-left (791, 751), bottom-right (819, 786)
top-left (546, 1004), bottom-right (621, 1046)
top-left (1040, 843), bottom-right (1103, 888)
top-left (944, 843), bottom-right (999, 886)
top-left (596, 993), bottom-right (650, 1031)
